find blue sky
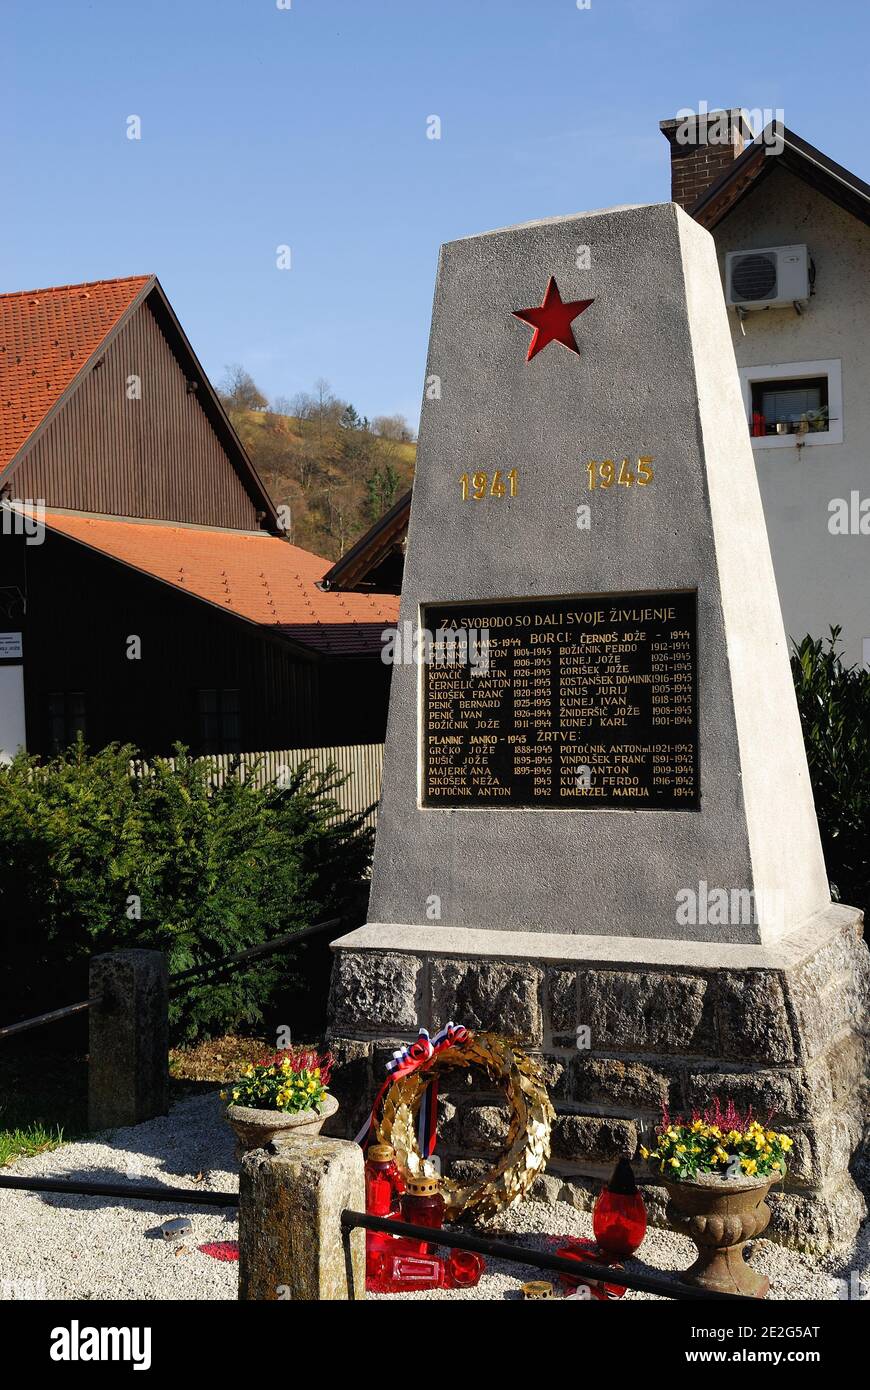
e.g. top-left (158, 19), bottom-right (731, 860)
top-left (3, 0), bottom-right (865, 425)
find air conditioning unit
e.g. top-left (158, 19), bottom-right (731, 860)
top-left (725, 245), bottom-right (810, 310)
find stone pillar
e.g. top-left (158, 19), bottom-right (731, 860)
top-left (88, 949), bottom-right (168, 1131)
top-left (238, 1137), bottom-right (365, 1301)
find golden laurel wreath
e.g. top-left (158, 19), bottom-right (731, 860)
top-left (375, 1031), bottom-right (554, 1222)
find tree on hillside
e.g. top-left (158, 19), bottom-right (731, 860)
top-left (373, 413), bottom-right (415, 442)
top-left (219, 364), bottom-right (268, 414)
top-left (333, 406), bottom-right (376, 482)
top-left (365, 462), bottom-right (401, 522)
top-left (290, 390), bottom-right (317, 429)
top-left (313, 378), bottom-right (346, 441)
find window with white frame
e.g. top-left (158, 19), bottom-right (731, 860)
top-left (738, 359), bottom-right (843, 447)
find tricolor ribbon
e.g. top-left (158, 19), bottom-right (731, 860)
top-left (355, 1022), bottom-right (469, 1149)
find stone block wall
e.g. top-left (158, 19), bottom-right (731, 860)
top-left (326, 910), bottom-right (870, 1254)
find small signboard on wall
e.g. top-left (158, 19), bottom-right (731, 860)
top-left (0, 664), bottom-right (26, 761)
top-left (0, 633), bottom-right (23, 660)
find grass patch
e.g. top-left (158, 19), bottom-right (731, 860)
top-left (0, 1123), bottom-right (65, 1166)
top-left (0, 1038), bottom-right (88, 1166)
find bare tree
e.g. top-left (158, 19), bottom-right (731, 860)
top-left (373, 413), bottom-right (415, 442)
top-left (218, 364), bottom-right (268, 414)
top-left (289, 391), bottom-right (315, 437)
top-left (314, 378), bottom-right (332, 442)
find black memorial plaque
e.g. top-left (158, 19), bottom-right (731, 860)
top-left (421, 590), bottom-right (699, 810)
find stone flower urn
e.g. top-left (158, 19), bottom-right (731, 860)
top-left (226, 1093), bottom-right (339, 1157)
top-left (664, 1172), bottom-right (780, 1298)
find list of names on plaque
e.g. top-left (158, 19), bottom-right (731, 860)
top-left (421, 590), bottom-right (699, 810)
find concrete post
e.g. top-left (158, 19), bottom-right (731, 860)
top-left (88, 949), bottom-right (168, 1131)
top-left (238, 1137), bottom-right (365, 1300)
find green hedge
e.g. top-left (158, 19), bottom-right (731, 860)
top-left (0, 742), bottom-right (372, 1041)
top-left (791, 629), bottom-right (870, 917)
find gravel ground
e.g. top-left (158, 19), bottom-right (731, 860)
top-left (0, 1093), bottom-right (240, 1301)
top-left (1, 1091), bottom-right (866, 1301)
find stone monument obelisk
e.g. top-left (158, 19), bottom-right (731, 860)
top-left (327, 203), bottom-right (868, 1251)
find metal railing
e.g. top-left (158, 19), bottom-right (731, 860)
top-left (0, 1174), bottom-right (237, 1207)
top-left (0, 995), bottom-right (103, 1041)
top-left (0, 914), bottom-right (345, 1039)
top-left (342, 1210), bottom-right (747, 1301)
top-left (0, 1171), bottom-right (748, 1300)
top-left (167, 917), bottom-right (342, 993)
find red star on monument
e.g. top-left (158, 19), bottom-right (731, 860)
top-left (512, 276), bottom-right (594, 361)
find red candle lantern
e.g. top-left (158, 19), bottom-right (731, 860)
top-left (365, 1143), bottom-right (405, 1217)
top-left (592, 1156), bottom-right (647, 1259)
top-left (364, 1143), bottom-right (407, 1288)
top-left (400, 1172), bottom-right (446, 1253)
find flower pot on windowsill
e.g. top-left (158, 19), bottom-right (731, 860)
top-left (226, 1093), bottom-right (339, 1156)
top-left (664, 1171), bottom-right (781, 1298)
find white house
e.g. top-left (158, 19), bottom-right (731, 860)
top-left (661, 110), bottom-right (870, 668)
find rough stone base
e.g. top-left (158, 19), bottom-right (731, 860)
top-left (325, 905), bottom-right (870, 1256)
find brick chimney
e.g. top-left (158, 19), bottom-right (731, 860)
top-left (659, 108), bottom-right (755, 212)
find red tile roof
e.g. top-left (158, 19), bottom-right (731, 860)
top-left (42, 511), bottom-right (400, 656)
top-left (0, 275), bottom-right (151, 472)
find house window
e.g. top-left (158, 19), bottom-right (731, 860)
top-left (750, 376), bottom-right (828, 437)
top-left (197, 688), bottom-right (241, 753)
top-left (739, 360), bottom-right (843, 448)
top-left (47, 691), bottom-right (86, 752)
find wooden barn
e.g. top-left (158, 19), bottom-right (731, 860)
top-left (0, 276), bottom-right (397, 759)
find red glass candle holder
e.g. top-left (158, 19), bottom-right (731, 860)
top-left (366, 1236), bottom-right (443, 1292)
top-left (592, 1156), bottom-right (648, 1258)
top-left (400, 1173), bottom-right (445, 1253)
top-left (553, 1236), bottom-right (627, 1300)
top-left (445, 1248), bottom-right (484, 1288)
top-left (365, 1143), bottom-right (405, 1218)
top-left (367, 1241), bottom-right (486, 1293)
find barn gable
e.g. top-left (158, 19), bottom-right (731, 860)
top-left (0, 277), bottom-right (278, 532)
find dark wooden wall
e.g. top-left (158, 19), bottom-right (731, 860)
top-left (0, 530), bottom-right (389, 758)
top-left (11, 302), bottom-right (259, 530)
